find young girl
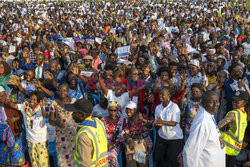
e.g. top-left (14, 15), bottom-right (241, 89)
top-left (6, 91), bottom-right (49, 167)
top-left (179, 83), bottom-right (202, 140)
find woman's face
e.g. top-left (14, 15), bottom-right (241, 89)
top-left (105, 70), bottom-right (113, 79)
top-left (126, 108), bottom-right (136, 118)
top-left (108, 106), bottom-right (118, 118)
top-left (25, 71), bottom-right (34, 82)
top-left (0, 64), bottom-right (5, 75)
top-left (59, 85), bottom-right (69, 98)
top-left (191, 87), bottom-right (201, 99)
top-left (115, 84), bottom-right (126, 97)
top-left (30, 94), bottom-right (38, 109)
top-left (232, 99), bottom-right (246, 110)
top-left (170, 65), bottom-right (178, 77)
top-left (160, 71), bottom-right (169, 81)
top-left (68, 74), bottom-right (77, 87)
top-left (138, 57), bottom-right (145, 65)
top-left (159, 89), bottom-right (170, 102)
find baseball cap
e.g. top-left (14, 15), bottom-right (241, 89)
top-left (232, 90), bottom-right (249, 101)
top-left (189, 59), bottom-right (200, 68)
top-left (125, 101), bottom-right (137, 109)
top-left (64, 99), bottom-right (93, 114)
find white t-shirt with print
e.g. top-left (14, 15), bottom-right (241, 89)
top-left (18, 104), bottom-right (47, 143)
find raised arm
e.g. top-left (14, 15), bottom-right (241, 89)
top-left (98, 73), bottom-right (109, 96)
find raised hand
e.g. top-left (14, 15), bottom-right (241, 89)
top-left (71, 64), bottom-right (79, 75)
top-left (44, 71), bottom-right (54, 80)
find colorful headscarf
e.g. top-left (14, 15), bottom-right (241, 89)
top-left (108, 101), bottom-right (120, 109)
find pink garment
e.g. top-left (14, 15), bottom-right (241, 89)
top-left (79, 49), bottom-right (88, 56)
top-left (93, 56), bottom-right (102, 70)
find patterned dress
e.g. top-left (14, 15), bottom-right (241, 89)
top-left (49, 99), bottom-right (77, 167)
top-left (101, 117), bottom-right (124, 167)
top-left (0, 105), bottom-right (25, 167)
top-left (181, 98), bottom-right (201, 140)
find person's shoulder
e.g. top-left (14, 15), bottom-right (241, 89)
top-left (155, 103), bottom-right (163, 110)
top-left (169, 101), bottom-right (180, 111)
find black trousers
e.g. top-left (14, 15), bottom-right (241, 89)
top-left (154, 134), bottom-right (183, 167)
top-left (226, 155), bottom-right (236, 167)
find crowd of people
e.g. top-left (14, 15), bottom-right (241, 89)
top-left (0, 0), bottom-right (250, 167)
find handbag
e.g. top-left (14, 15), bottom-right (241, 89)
top-left (125, 134), bottom-right (147, 155)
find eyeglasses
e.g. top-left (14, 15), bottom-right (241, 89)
top-left (132, 73), bottom-right (138, 76)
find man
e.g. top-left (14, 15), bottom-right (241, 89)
top-left (218, 90), bottom-right (248, 167)
top-left (183, 91), bottom-right (225, 167)
top-left (186, 59), bottom-right (208, 97)
top-left (64, 99), bottom-right (108, 167)
top-left (21, 54), bottom-right (49, 79)
top-left (225, 65), bottom-right (249, 111)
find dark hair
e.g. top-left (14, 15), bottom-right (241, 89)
top-left (228, 64), bottom-right (240, 74)
top-left (26, 69), bottom-right (35, 75)
top-left (105, 64), bottom-right (115, 71)
top-left (31, 43), bottom-right (39, 50)
top-left (0, 61), bottom-right (11, 75)
top-left (191, 83), bottom-right (203, 91)
top-left (30, 91), bottom-right (43, 103)
top-left (157, 66), bottom-right (170, 77)
top-left (169, 62), bottom-right (178, 67)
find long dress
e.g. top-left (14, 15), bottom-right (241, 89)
top-left (49, 99), bottom-right (77, 167)
top-left (101, 117), bottom-right (124, 167)
top-left (0, 105), bottom-right (25, 167)
top-left (183, 107), bottom-right (225, 167)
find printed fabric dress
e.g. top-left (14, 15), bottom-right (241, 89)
top-left (0, 105), bottom-right (25, 167)
top-left (181, 98), bottom-right (201, 140)
top-left (101, 117), bottom-right (124, 167)
top-left (49, 98), bottom-right (77, 167)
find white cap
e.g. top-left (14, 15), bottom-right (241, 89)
top-left (189, 59), bottom-right (200, 68)
top-left (125, 101), bottom-right (137, 109)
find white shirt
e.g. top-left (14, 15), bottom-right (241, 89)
top-left (155, 101), bottom-right (183, 140)
top-left (242, 42), bottom-right (250, 56)
top-left (105, 89), bottom-right (130, 118)
top-left (18, 104), bottom-right (47, 143)
top-left (183, 107), bottom-right (225, 167)
top-left (92, 104), bottom-right (109, 118)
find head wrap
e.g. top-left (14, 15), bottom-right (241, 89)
top-left (108, 101), bottom-right (120, 109)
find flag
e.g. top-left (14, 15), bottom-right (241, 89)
top-left (4, 83), bottom-right (12, 96)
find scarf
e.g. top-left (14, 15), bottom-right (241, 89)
top-left (23, 101), bottom-right (40, 127)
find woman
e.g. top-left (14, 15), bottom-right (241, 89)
top-left (101, 101), bottom-right (124, 167)
top-left (6, 91), bottom-right (49, 167)
top-left (65, 72), bottom-right (86, 100)
top-left (179, 83), bottom-right (202, 140)
top-left (49, 83), bottom-right (77, 167)
top-left (0, 61), bottom-right (12, 87)
top-left (123, 101), bottom-right (153, 167)
top-left (0, 86), bottom-right (25, 167)
top-left (154, 87), bottom-right (184, 167)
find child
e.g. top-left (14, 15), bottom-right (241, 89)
top-left (179, 83), bottom-right (202, 140)
top-left (6, 91), bottom-right (49, 167)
